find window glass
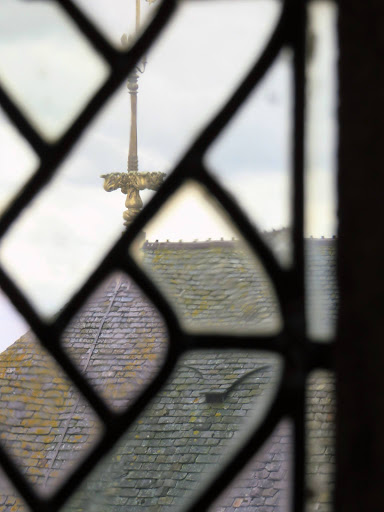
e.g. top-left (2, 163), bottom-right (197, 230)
top-left (63, 272), bottom-right (168, 412)
top-left (0, 330), bottom-right (102, 495)
top-left (0, 0), bottom-right (108, 140)
top-left (132, 181), bottom-right (283, 335)
top-left (305, 1), bottom-right (338, 340)
top-left (64, 351), bottom-right (282, 511)
top-left (306, 370), bottom-right (335, 512)
top-left (206, 52), bottom-right (292, 266)
top-left (0, 107), bottom-right (39, 215)
top-left (209, 420), bottom-right (292, 512)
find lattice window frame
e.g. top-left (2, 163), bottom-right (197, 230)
top-left (0, 1), bottom-right (334, 511)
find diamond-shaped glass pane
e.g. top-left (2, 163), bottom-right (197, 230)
top-left (0, 289), bottom-right (29, 354)
top-left (0, 330), bottom-right (102, 495)
top-left (205, 52), bottom-right (292, 266)
top-left (132, 181), bottom-right (282, 334)
top-left (119, 0), bottom-right (282, 176)
top-left (209, 420), bottom-right (292, 511)
top-left (0, 86), bottom-right (134, 317)
top-left (0, 0), bottom-right (109, 140)
top-left (0, 107), bottom-right (39, 215)
top-left (0, 0), bottom-right (284, 318)
top-left (64, 350), bottom-right (282, 511)
top-left (63, 272), bottom-right (168, 412)
top-left (306, 370), bottom-right (335, 512)
top-left (74, 0), bottom-right (162, 49)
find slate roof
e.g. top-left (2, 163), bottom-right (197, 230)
top-left (0, 237), bottom-right (336, 512)
top-left (140, 240), bottom-right (281, 333)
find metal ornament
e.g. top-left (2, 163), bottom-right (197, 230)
top-left (101, 0), bottom-right (162, 227)
top-left (101, 171), bottom-right (166, 224)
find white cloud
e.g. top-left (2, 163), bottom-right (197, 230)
top-left (74, 0), bottom-right (157, 48)
top-left (144, 181), bottom-right (236, 242)
top-left (0, 181), bottom-right (124, 316)
top-left (0, 0), bottom-right (109, 139)
top-left (137, 1), bottom-right (281, 166)
top-left (306, 167), bottom-right (337, 238)
top-left (0, 111), bottom-right (39, 212)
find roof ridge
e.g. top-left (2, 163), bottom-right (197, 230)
top-left (142, 237), bottom-right (337, 249)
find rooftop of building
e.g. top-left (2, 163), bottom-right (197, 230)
top-left (0, 235), bottom-right (336, 512)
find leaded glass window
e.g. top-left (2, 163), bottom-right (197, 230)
top-left (0, 1), bottom-right (337, 511)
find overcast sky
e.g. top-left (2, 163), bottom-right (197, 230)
top-left (0, 0), bottom-right (336, 348)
